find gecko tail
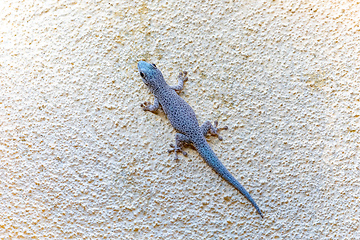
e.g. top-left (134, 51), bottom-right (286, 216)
top-left (195, 140), bottom-right (264, 218)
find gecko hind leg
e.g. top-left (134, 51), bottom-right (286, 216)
top-left (201, 120), bottom-right (228, 140)
top-left (168, 133), bottom-right (191, 160)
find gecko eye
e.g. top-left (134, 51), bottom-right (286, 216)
top-left (151, 63), bottom-right (157, 68)
top-left (140, 72), bottom-right (145, 78)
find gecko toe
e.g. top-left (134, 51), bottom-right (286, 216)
top-left (140, 102), bottom-right (151, 111)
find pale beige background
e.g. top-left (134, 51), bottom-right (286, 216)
top-left (1, 0), bottom-right (359, 239)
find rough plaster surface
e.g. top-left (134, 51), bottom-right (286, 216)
top-left (1, 0), bottom-right (359, 239)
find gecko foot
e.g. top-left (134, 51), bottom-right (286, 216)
top-left (210, 120), bottom-right (228, 141)
top-left (168, 143), bottom-right (188, 160)
top-left (178, 71), bottom-right (188, 82)
top-left (140, 102), bottom-right (151, 111)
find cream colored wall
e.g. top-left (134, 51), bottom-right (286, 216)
top-left (1, 0), bottom-right (359, 238)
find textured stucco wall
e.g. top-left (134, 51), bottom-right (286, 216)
top-left (1, 0), bottom-right (359, 239)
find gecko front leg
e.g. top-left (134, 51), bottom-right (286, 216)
top-left (170, 71), bottom-right (188, 92)
top-left (141, 97), bottom-right (160, 112)
top-left (201, 120), bottom-right (228, 140)
top-left (168, 133), bottom-right (191, 160)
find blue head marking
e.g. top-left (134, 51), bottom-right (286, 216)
top-left (138, 61), bottom-right (165, 91)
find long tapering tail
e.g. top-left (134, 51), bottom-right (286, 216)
top-left (194, 139), bottom-right (263, 218)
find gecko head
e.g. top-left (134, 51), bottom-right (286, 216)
top-left (137, 61), bottom-right (164, 90)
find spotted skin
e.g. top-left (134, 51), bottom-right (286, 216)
top-left (138, 61), bottom-right (263, 218)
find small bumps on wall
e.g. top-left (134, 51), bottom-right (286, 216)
top-left (1, 0), bottom-right (359, 238)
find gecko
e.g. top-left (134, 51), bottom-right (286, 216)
top-left (137, 61), bottom-right (263, 218)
